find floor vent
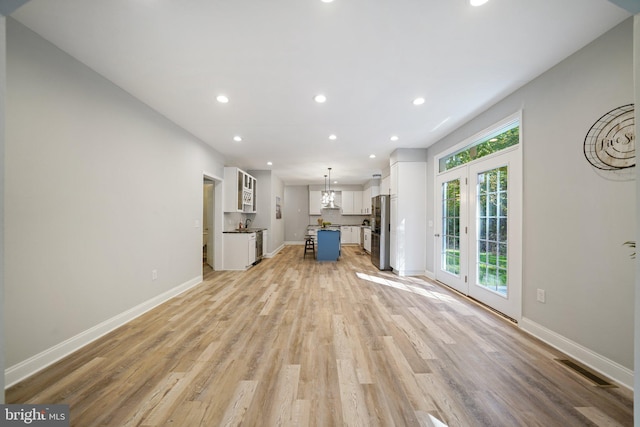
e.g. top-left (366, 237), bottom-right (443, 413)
top-left (555, 359), bottom-right (616, 388)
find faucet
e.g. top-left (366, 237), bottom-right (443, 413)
top-left (245, 218), bottom-right (252, 229)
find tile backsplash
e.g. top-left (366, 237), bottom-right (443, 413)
top-left (310, 208), bottom-right (369, 226)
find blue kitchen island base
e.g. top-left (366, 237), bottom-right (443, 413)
top-left (316, 229), bottom-right (341, 261)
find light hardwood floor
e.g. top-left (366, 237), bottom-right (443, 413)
top-left (7, 246), bottom-right (633, 426)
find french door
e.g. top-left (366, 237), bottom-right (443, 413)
top-left (435, 169), bottom-right (468, 295)
top-left (436, 149), bottom-right (522, 320)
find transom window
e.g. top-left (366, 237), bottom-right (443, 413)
top-left (439, 120), bottom-right (520, 172)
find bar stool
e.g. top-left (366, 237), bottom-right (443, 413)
top-left (303, 235), bottom-right (315, 258)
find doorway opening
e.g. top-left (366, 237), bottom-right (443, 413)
top-left (203, 178), bottom-right (215, 272)
top-left (203, 173), bottom-right (224, 274)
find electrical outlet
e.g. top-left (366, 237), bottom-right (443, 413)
top-left (152, 269), bottom-right (158, 281)
top-left (536, 288), bottom-right (545, 303)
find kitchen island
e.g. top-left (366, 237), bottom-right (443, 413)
top-left (316, 229), bottom-right (341, 261)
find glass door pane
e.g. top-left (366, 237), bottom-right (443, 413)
top-left (442, 179), bottom-right (461, 276)
top-left (476, 166), bottom-right (508, 296)
top-left (467, 148), bottom-right (522, 321)
top-left (435, 169), bottom-right (468, 294)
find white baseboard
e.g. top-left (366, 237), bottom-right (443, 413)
top-left (5, 275), bottom-right (203, 389)
top-left (392, 269), bottom-right (428, 277)
top-left (268, 243), bottom-right (285, 257)
top-left (520, 317), bottom-right (634, 390)
top-left (263, 244), bottom-right (285, 258)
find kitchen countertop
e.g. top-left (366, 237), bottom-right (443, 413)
top-left (223, 228), bottom-right (267, 234)
top-left (307, 224), bottom-right (369, 228)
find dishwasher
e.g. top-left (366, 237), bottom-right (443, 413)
top-left (255, 230), bottom-right (263, 263)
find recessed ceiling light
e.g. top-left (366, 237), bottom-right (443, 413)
top-left (413, 97), bottom-right (425, 106)
top-left (369, 154), bottom-right (376, 159)
top-left (390, 135), bottom-right (399, 142)
top-left (470, 0), bottom-right (489, 6)
top-left (267, 161), bottom-right (273, 166)
top-left (216, 95), bottom-right (229, 103)
top-left (314, 94), bottom-right (327, 103)
top-left (329, 134), bottom-right (337, 140)
top-left (233, 136), bottom-right (242, 142)
top-left (321, 0), bottom-right (334, 3)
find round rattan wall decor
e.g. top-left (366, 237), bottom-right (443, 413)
top-left (583, 104), bottom-right (635, 170)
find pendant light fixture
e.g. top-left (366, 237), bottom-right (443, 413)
top-left (321, 174), bottom-right (329, 206)
top-left (321, 168), bottom-right (339, 209)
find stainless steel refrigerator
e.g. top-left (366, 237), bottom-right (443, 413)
top-left (371, 194), bottom-right (391, 270)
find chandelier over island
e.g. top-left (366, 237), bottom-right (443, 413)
top-left (321, 168), bottom-right (339, 209)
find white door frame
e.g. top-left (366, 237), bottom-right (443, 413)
top-left (203, 172), bottom-right (224, 271)
top-left (433, 112), bottom-right (522, 321)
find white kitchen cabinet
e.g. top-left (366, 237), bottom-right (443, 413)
top-left (341, 191), bottom-right (354, 214)
top-left (309, 190), bottom-right (322, 215)
top-left (363, 228), bottom-right (371, 252)
top-left (340, 226), bottom-right (361, 245)
top-left (223, 232), bottom-right (257, 270)
top-left (390, 163), bottom-right (398, 197)
top-left (353, 227), bottom-right (361, 245)
top-left (381, 175), bottom-right (391, 196)
top-left (247, 233), bottom-right (256, 265)
top-left (361, 185), bottom-right (379, 215)
top-left (224, 167), bottom-right (257, 213)
top-left (353, 192), bottom-right (362, 215)
top-left (361, 187), bottom-right (371, 214)
top-left (389, 161), bottom-right (426, 276)
top-left (341, 191), bottom-right (363, 215)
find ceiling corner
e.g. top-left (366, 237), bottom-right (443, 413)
top-left (0, 0), bottom-right (30, 17)
top-left (607, 0), bottom-right (640, 14)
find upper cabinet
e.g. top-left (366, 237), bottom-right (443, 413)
top-left (390, 163), bottom-right (398, 197)
top-left (341, 190), bottom-right (363, 215)
top-left (309, 190), bottom-right (322, 215)
top-left (224, 167), bottom-right (257, 213)
top-left (361, 184), bottom-right (379, 215)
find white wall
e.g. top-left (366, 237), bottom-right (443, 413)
top-left (0, 15), bottom-right (6, 402)
top-left (284, 185), bottom-right (310, 243)
top-left (633, 14), bottom-right (640, 410)
top-left (5, 20), bottom-right (226, 375)
top-left (248, 169), bottom-right (285, 254)
top-left (427, 19), bottom-right (635, 382)
top-left (271, 174), bottom-right (285, 252)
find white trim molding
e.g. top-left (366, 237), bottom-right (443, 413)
top-left (392, 269), bottom-right (428, 278)
top-left (5, 275), bottom-right (203, 388)
top-left (264, 243), bottom-right (285, 258)
top-left (520, 317), bottom-right (634, 390)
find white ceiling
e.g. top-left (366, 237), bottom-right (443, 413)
top-left (11, 0), bottom-right (630, 185)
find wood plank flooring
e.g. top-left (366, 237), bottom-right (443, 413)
top-left (6, 246), bottom-right (633, 426)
